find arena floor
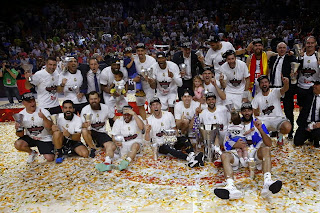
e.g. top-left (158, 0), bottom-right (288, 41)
top-left (1, 105), bottom-right (320, 213)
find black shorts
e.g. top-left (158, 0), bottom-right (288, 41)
top-left (62, 138), bottom-right (85, 155)
top-left (19, 135), bottom-right (54, 154)
top-left (46, 105), bottom-right (62, 115)
top-left (91, 130), bottom-right (112, 147)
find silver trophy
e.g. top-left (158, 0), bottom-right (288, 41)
top-left (114, 134), bottom-right (126, 157)
top-left (22, 64), bottom-right (34, 82)
top-left (71, 85), bottom-right (82, 101)
top-left (317, 51), bottom-right (320, 69)
top-left (199, 124), bottom-right (220, 162)
top-left (225, 103), bottom-right (235, 112)
top-left (248, 158), bottom-right (256, 179)
top-left (13, 114), bottom-right (24, 132)
top-left (179, 63), bottom-right (187, 77)
top-left (115, 85), bottom-right (125, 95)
top-left (83, 114), bottom-right (93, 130)
top-left (140, 67), bottom-right (154, 80)
top-left (50, 114), bottom-right (58, 125)
top-left (162, 129), bottom-right (177, 147)
top-left (151, 143), bottom-right (159, 161)
top-left (195, 50), bottom-right (204, 58)
top-left (61, 56), bottom-right (72, 73)
top-left (293, 44), bottom-right (303, 60)
top-left (290, 62), bottom-right (300, 84)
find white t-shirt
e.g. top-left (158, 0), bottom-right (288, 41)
top-left (204, 41), bottom-right (235, 76)
top-left (221, 59), bottom-right (250, 94)
top-left (152, 61), bottom-right (182, 95)
top-left (252, 88), bottom-right (284, 118)
top-left (59, 70), bottom-right (87, 104)
top-left (203, 81), bottom-right (223, 105)
top-left (110, 116), bottom-right (143, 143)
top-left (19, 107), bottom-right (52, 142)
top-left (113, 79), bottom-right (126, 87)
top-left (298, 53), bottom-right (320, 89)
top-left (174, 100), bottom-right (200, 120)
top-left (100, 66), bottom-right (128, 101)
top-left (147, 111), bottom-right (176, 144)
top-left (30, 69), bottom-right (60, 108)
top-left (80, 103), bottom-right (115, 133)
top-left (199, 106), bottom-right (230, 131)
top-left (57, 113), bottom-right (82, 135)
top-left (134, 55), bottom-right (157, 95)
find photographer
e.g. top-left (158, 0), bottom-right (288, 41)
top-left (0, 61), bottom-right (22, 104)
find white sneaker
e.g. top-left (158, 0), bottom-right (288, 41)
top-left (214, 145), bottom-right (222, 155)
top-left (214, 183), bottom-right (243, 200)
top-left (27, 150), bottom-right (37, 163)
top-left (187, 152), bottom-right (199, 168)
top-left (261, 179), bottom-right (282, 197)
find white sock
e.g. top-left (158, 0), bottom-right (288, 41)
top-left (126, 157), bottom-right (132, 162)
top-left (104, 156), bottom-right (112, 164)
top-left (264, 172), bottom-right (271, 182)
top-left (226, 178), bottom-right (234, 185)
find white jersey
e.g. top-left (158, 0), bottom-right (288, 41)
top-left (227, 124), bottom-right (245, 139)
top-left (113, 79), bottom-right (126, 87)
top-left (59, 70), bottom-right (87, 104)
top-left (152, 61), bottom-right (182, 96)
top-left (87, 69), bottom-right (102, 93)
top-left (30, 69), bottom-right (60, 108)
top-left (100, 66), bottom-right (128, 105)
top-left (174, 100), bottom-right (200, 120)
top-left (80, 103), bottom-right (115, 133)
top-left (147, 111), bottom-right (176, 144)
top-left (203, 81), bottom-right (223, 105)
top-left (252, 88), bottom-right (284, 118)
top-left (199, 106), bottom-right (230, 131)
top-left (204, 41), bottom-right (235, 77)
top-left (19, 107), bottom-right (52, 141)
top-left (134, 55), bottom-right (157, 96)
top-left (221, 59), bottom-right (250, 94)
top-left (110, 116), bottom-right (143, 143)
top-left (298, 53), bottom-right (320, 89)
top-left (57, 113), bottom-right (82, 135)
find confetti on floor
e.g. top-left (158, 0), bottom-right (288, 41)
top-left (1, 112), bottom-right (320, 213)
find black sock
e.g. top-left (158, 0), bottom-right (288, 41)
top-left (57, 148), bottom-right (63, 158)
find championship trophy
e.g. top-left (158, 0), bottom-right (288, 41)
top-left (199, 124), bottom-right (220, 162)
top-left (293, 44), bottom-right (303, 60)
top-left (151, 142), bottom-right (159, 161)
top-left (162, 129), bottom-right (177, 147)
top-left (83, 114), bottom-right (93, 130)
top-left (195, 50), bottom-right (204, 58)
top-left (22, 64), bottom-right (34, 82)
top-left (61, 56), bottom-right (72, 73)
top-left (12, 114), bottom-right (24, 132)
top-left (248, 158), bottom-right (256, 179)
top-left (140, 67), bottom-right (154, 80)
top-left (290, 62), bottom-right (300, 84)
top-left (71, 85), bottom-right (81, 101)
top-left (225, 103), bottom-right (235, 113)
top-left (50, 114), bottom-right (58, 125)
top-left (114, 134), bottom-right (126, 157)
top-left (179, 63), bottom-right (187, 76)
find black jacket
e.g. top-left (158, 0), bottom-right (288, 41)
top-left (172, 50), bottom-right (203, 78)
top-left (269, 54), bottom-right (296, 85)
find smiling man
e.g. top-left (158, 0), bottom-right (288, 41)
top-left (52, 100), bottom-right (89, 164)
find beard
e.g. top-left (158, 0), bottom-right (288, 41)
top-left (261, 86), bottom-right (269, 93)
top-left (242, 114), bottom-right (253, 122)
top-left (64, 112), bottom-right (74, 120)
top-left (90, 102), bottom-right (101, 110)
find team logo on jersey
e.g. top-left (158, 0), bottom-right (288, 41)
top-left (301, 68), bottom-right (316, 78)
top-left (163, 73), bottom-right (165, 77)
top-left (91, 121), bottom-right (105, 130)
top-left (214, 116), bottom-right (216, 119)
top-left (186, 112), bottom-right (189, 116)
top-left (229, 79), bottom-right (242, 87)
top-left (74, 78), bottom-right (77, 82)
top-left (128, 127), bottom-right (130, 131)
top-left (31, 117), bottom-right (34, 121)
top-left (27, 126), bottom-right (45, 136)
top-left (161, 122), bottom-right (164, 126)
top-left (45, 85), bottom-right (57, 94)
top-left (52, 77), bottom-right (54, 81)
top-left (96, 114), bottom-right (99, 118)
top-left (66, 124), bottom-right (69, 128)
top-left (159, 81), bottom-right (171, 89)
top-left (262, 106), bottom-right (275, 115)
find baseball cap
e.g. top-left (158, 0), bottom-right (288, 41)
top-left (222, 50), bottom-right (236, 58)
top-left (156, 51), bottom-right (166, 58)
top-left (257, 75), bottom-right (269, 83)
top-left (109, 57), bottom-right (121, 64)
top-left (207, 35), bottom-right (220, 43)
top-left (124, 47), bottom-right (133, 53)
top-left (136, 43), bottom-right (146, 49)
top-left (205, 92), bottom-right (216, 100)
top-left (253, 38), bottom-right (263, 45)
top-left (181, 41), bottom-right (192, 48)
top-left (149, 97), bottom-right (161, 105)
top-left (241, 102), bottom-right (253, 111)
top-left (21, 92), bottom-right (35, 101)
top-left (182, 89), bottom-right (191, 97)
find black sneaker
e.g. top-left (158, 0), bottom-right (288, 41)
top-left (90, 148), bottom-right (96, 158)
top-left (195, 152), bottom-right (204, 167)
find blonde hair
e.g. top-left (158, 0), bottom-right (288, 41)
top-left (193, 75), bottom-right (203, 91)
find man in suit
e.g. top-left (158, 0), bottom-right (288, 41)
top-left (294, 80), bottom-right (320, 147)
top-left (172, 41), bottom-right (203, 99)
top-left (269, 42), bottom-right (297, 139)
